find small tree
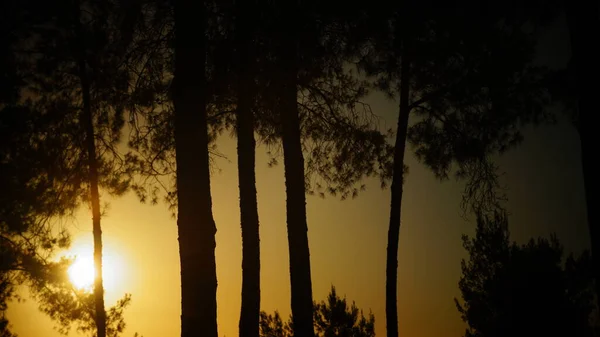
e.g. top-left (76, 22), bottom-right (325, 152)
top-left (313, 286), bottom-right (375, 337)
top-left (260, 286), bottom-right (375, 337)
top-left (456, 212), bottom-right (595, 337)
top-left (259, 311), bottom-right (293, 337)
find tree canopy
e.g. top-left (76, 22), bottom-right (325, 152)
top-left (456, 212), bottom-right (596, 337)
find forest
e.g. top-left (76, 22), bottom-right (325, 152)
top-left (1, 0), bottom-right (598, 336)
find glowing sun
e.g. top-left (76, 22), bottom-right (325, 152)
top-left (67, 249), bottom-right (123, 292)
top-left (61, 234), bottom-right (127, 304)
top-left (68, 255), bottom-right (96, 290)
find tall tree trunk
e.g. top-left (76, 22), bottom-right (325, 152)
top-left (236, 1), bottom-right (261, 337)
top-left (279, 2), bottom-right (315, 336)
top-left (173, 1), bottom-right (218, 337)
top-left (72, 2), bottom-right (106, 337)
top-left (565, 0), bottom-right (600, 310)
top-left (386, 35), bottom-right (411, 337)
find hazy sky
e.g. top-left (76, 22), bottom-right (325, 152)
top-left (6, 12), bottom-right (589, 337)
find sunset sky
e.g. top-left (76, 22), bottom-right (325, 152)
top-left (6, 12), bottom-right (589, 337)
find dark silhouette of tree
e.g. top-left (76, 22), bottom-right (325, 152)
top-left (254, 3), bottom-right (392, 201)
top-left (563, 0), bottom-right (600, 312)
top-left (260, 311), bottom-right (293, 337)
top-left (455, 212), bottom-right (596, 337)
top-left (71, 1), bottom-right (108, 333)
top-left (313, 286), bottom-right (375, 337)
top-left (259, 286), bottom-right (375, 337)
top-left (0, 0), bottom-right (137, 335)
top-left (272, 1), bottom-right (315, 335)
top-left (172, 0), bottom-right (218, 336)
top-left (46, 1), bottom-right (136, 334)
top-left (254, 5), bottom-right (394, 336)
top-left (0, 102), bottom-right (78, 336)
top-left (0, 51), bottom-right (135, 337)
top-left (124, 1), bottom-right (237, 213)
top-left (384, 7), bottom-right (411, 337)
top-left (0, 32), bottom-right (88, 331)
top-left (116, 3), bottom-right (249, 334)
top-left (122, 3), bottom-right (392, 337)
top-left (349, 2), bottom-right (558, 335)
top-left (406, 1), bottom-right (558, 215)
top-left (234, 1), bottom-right (261, 336)
top-left (123, 0), bottom-right (393, 330)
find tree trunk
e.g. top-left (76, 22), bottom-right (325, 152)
top-left (236, 1), bottom-right (261, 337)
top-left (565, 0), bottom-right (600, 311)
top-left (386, 35), bottom-right (411, 337)
top-left (72, 2), bottom-right (106, 337)
top-left (173, 1), bottom-right (218, 337)
top-left (279, 2), bottom-right (315, 336)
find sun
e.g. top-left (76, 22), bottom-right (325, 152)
top-left (62, 236), bottom-right (127, 304)
top-left (66, 248), bottom-right (123, 293)
top-left (68, 255), bottom-right (96, 290)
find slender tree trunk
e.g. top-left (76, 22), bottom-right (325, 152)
top-left (173, 1), bottom-right (218, 337)
top-left (236, 1), bottom-right (261, 337)
top-left (279, 2), bottom-right (315, 336)
top-left (72, 2), bottom-right (106, 337)
top-left (386, 35), bottom-right (411, 337)
top-left (565, 0), bottom-right (600, 311)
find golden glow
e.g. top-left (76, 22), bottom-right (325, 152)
top-left (8, 98), bottom-right (584, 337)
top-left (64, 239), bottom-right (126, 296)
top-left (68, 255), bottom-right (95, 290)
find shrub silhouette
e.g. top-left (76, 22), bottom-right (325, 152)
top-left (260, 286), bottom-right (375, 337)
top-left (455, 212), bottom-right (596, 337)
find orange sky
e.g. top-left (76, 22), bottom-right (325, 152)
top-left (6, 14), bottom-right (591, 337)
top-left (6, 89), bottom-right (590, 337)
